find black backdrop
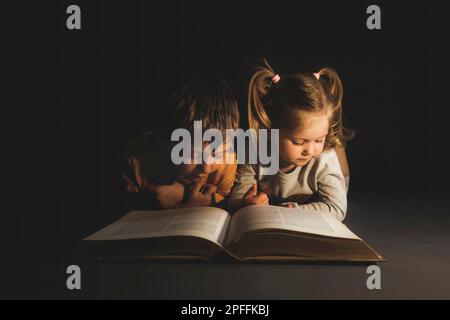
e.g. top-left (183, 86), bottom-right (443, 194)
top-left (6, 0), bottom-right (449, 277)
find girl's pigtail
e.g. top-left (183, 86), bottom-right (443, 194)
top-left (316, 68), bottom-right (354, 147)
top-left (248, 58), bottom-right (277, 131)
top-left (316, 68), bottom-right (343, 115)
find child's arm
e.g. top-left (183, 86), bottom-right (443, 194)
top-left (122, 155), bottom-right (161, 210)
top-left (123, 155), bottom-right (148, 192)
top-left (176, 164), bottom-right (237, 208)
top-left (227, 164), bottom-right (269, 212)
top-left (282, 151), bottom-right (347, 221)
top-left (179, 176), bottom-right (217, 208)
top-left (212, 163), bottom-right (237, 206)
top-left (334, 146), bottom-right (350, 192)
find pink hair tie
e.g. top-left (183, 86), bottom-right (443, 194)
top-left (313, 72), bottom-right (320, 80)
top-left (272, 74), bottom-right (280, 83)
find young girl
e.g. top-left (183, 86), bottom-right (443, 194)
top-left (229, 60), bottom-right (353, 221)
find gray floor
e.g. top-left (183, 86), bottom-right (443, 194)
top-left (6, 193), bottom-right (450, 299)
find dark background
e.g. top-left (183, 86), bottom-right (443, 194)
top-left (5, 0), bottom-right (449, 298)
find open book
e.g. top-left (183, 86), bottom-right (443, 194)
top-left (81, 205), bottom-right (384, 262)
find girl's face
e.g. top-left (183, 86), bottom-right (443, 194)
top-left (279, 112), bottom-right (329, 168)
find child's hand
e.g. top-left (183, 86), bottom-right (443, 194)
top-left (182, 176), bottom-right (217, 207)
top-left (242, 184), bottom-right (269, 207)
top-left (280, 202), bottom-right (299, 209)
top-left (153, 182), bottom-right (185, 209)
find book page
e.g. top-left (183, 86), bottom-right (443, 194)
top-left (84, 207), bottom-right (230, 246)
top-left (226, 205), bottom-right (359, 245)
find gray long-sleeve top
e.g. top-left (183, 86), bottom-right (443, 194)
top-left (229, 149), bottom-right (348, 221)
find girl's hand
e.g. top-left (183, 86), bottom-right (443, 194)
top-left (242, 184), bottom-right (269, 206)
top-left (280, 202), bottom-right (299, 209)
top-left (182, 176), bottom-right (217, 207)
